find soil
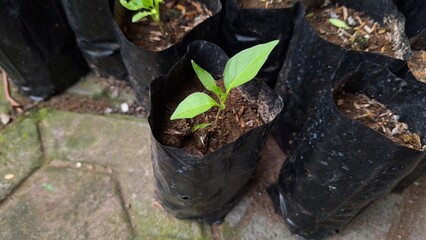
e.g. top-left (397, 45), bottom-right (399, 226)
top-left (306, 4), bottom-right (396, 57)
top-left (0, 73), bottom-right (147, 132)
top-left (158, 77), bottom-right (264, 155)
top-left (336, 92), bottom-right (424, 150)
top-left (236, 0), bottom-right (297, 9)
top-left (407, 50), bottom-right (426, 83)
top-left (120, 0), bottom-right (212, 51)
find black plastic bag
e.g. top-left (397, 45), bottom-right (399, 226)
top-left (0, 0), bottom-right (88, 100)
top-left (219, 0), bottom-right (296, 88)
top-left (393, 32), bottom-right (426, 192)
top-left (148, 40), bottom-right (283, 223)
top-left (113, 0), bottom-right (222, 107)
top-left (268, 62), bottom-right (426, 239)
top-left (60, 0), bottom-right (128, 80)
top-left (272, 0), bottom-right (411, 153)
top-left (397, 0), bottom-right (426, 39)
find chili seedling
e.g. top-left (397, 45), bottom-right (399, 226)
top-left (170, 40), bottom-right (279, 130)
top-left (119, 0), bottom-right (164, 32)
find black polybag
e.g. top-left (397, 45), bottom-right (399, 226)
top-left (219, 0), bottom-right (296, 88)
top-left (60, 0), bottom-right (128, 80)
top-left (148, 40), bottom-right (283, 223)
top-left (114, 0), bottom-right (222, 107)
top-left (272, 0), bottom-right (411, 153)
top-left (268, 62), bottom-right (426, 239)
top-left (393, 32), bottom-right (426, 192)
top-left (0, 0), bottom-right (88, 100)
top-left (397, 0), bottom-right (426, 39)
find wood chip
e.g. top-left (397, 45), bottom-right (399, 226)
top-left (176, 4), bottom-right (186, 15)
top-left (342, 6), bottom-right (348, 21)
top-left (239, 117), bottom-right (246, 128)
top-left (190, 1), bottom-right (203, 14)
top-left (0, 112), bottom-right (11, 125)
top-left (237, 106), bottom-right (246, 119)
top-left (4, 174), bottom-right (15, 180)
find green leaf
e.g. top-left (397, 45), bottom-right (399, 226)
top-left (132, 11), bottom-right (152, 22)
top-left (329, 18), bottom-right (351, 29)
top-left (305, 12), bottom-right (314, 18)
top-left (170, 92), bottom-right (219, 120)
top-left (223, 40), bottom-right (279, 93)
top-left (191, 60), bottom-right (224, 99)
top-left (119, 0), bottom-right (144, 11)
top-left (191, 123), bottom-right (211, 132)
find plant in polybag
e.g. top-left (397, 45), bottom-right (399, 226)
top-left (148, 40), bottom-right (283, 223)
top-left (171, 40), bottom-right (279, 129)
top-left (119, 0), bottom-right (163, 24)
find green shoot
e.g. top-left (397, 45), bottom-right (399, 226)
top-left (119, 0), bottom-right (164, 31)
top-left (329, 18), bottom-right (351, 29)
top-left (305, 12), bottom-right (314, 18)
top-left (191, 123), bottom-right (211, 132)
top-left (170, 40), bottom-right (279, 130)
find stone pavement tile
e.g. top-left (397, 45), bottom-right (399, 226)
top-left (39, 110), bottom-right (148, 167)
top-left (0, 118), bottom-right (43, 201)
top-left (40, 110), bottom-right (212, 239)
top-left (0, 166), bottom-right (132, 240)
top-left (216, 137), bottom-right (298, 240)
top-left (386, 175), bottom-right (426, 240)
top-left (331, 193), bottom-right (402, 240)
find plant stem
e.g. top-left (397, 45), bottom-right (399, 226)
top-left (214, 108), bottom-right (221, 126)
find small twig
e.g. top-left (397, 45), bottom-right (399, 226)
top-left (2, 71), bottom-right (21, 108)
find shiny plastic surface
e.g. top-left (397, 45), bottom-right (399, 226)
top-left (114, 0), bottom-right (222, 107)
top-left (272, 0), bottom-right (411, 153)
top-left (269, 62), bottom-right (426, 239)
top-left (0, 0), bottom-right (88, 100)
top-left (60, 0), bottom-right (128, 80)
top-left (220, 0), bottom-right (296, 88)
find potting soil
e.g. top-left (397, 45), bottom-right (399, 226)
top-left (119, 0), bottom-right (213, 51)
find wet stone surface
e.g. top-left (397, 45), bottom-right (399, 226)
top-left (0, 118), bottom-right (43, 201)
top-left (0, 107), bottom-right (424, 239)
top-left (0, 166), bottom-right (133, 240)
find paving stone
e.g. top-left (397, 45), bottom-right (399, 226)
top-left (66, 73), bottom-right (108, 97)
top-left (386, 175), bottom-right (426, 240)
top-left (216, 138), bottom-right (297, 240)
top-left (40, 110), bottom-right (212, 239)
top-left (40, 110), bottom-right (147, 167)
top-left (0, 167), bottom-right (132, 240)
top-left (0, 118), bottom-right (43, 201)
top-left (66, 73), bottom-right (137, 109)
top-left (331, 193), bottom-right (402, 240)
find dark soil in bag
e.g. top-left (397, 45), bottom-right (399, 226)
top-left (268, 62), bottom-right (426, 239)
top-left (149, 41), bottom-right (283, 223)
top-left (219, 0), bottom-right (297, 88)
top-left (60, 0), bottom-right (128, 81)
top-left (0, 0), bottom-right (88, 100)
top-left (120, 0), bottom-right (214, 51)
top-left (272, 0), bottom-right (411, 153)
top-left (113, 0), bottom-right (222, 108)
top-left (397, 0), bottom-right (426, 39)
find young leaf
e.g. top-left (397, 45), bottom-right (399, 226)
top-left (119, 0), bottom-right (144, 11)
top-left (132, 11), bottom-right (152, 22)
top-left (329, 18), bottom-right (351, 29)
top-left (223, 40), bottom-right (279, 93)
top-left (170, 92), bottom-right (219, 120)
top-left (191, 123), bottom-right (211, 132)
top-left (191, 60), bottom-right (224, 99)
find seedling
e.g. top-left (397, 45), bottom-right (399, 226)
top-left (329, 18), bottom-right (351, 29)
top-left (119, 0), bottom-right (163, 30)
top-left (170, 40), bottom-right (279, 129)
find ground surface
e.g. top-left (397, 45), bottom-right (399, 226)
top-left (0, 73), bottom-right (425, 239)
